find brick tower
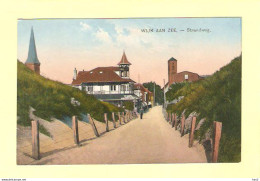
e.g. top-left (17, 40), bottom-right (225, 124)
top-left (168, 57), bottom-right (177, 86)
top-left (25, 27), bottom-right (40, 74)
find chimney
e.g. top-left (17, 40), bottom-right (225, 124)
top-left (73, 68), bottom-right (77, 80)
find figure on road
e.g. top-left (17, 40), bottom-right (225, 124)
top-left (140, 107), bottom-right (144, 119)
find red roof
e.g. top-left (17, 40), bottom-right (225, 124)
top-left (134, 83), bottom-right (151, 93)
top-left (117, 51), bottom-right (131, 65)
top-left (71, 66), bottom-right (134, 85)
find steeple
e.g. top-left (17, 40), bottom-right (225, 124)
top-left (117, 51), bottom-right (131, 65)
top-left (118, 51), bottom-right (131, 78)
top-left (25, 27), bottom-right (40, 64)
top-left (25, 27), bottom-right (41, 74)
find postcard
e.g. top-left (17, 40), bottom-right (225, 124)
top-left (17, 18), bottom-right (241, 165)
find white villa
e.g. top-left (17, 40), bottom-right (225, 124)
top-left (71, 52), bottom-right (140, 107)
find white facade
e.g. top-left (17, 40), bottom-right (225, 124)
top-left (78, 83), bottom-right (134, 95)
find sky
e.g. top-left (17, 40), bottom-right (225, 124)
top-left (17, 18), bottom-right (241, 87)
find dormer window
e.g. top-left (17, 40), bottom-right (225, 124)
top-left (99, 71), bottom-right (103, 74)
top-left (90, 71), bottom-right (93, 74)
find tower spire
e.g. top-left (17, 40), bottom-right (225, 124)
top-left (25, 27), bottom-right (41, 74)
top-left (25, 27), bottom-right (40, 64)
top-left (117, 51), bottom-right (131, 65)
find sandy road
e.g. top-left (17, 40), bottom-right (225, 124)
top-left (31, 106), bottom-right (207, 164)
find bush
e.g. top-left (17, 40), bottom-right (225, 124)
top-left (166, 55), bottom-right (241, 162)
top-left (17, 60), bottom-right (123, 126)
top-left (123, 101), bottom-right (134, 111)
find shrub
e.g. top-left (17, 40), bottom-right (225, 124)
top-left (17, 60), bottom-right (123, 126)
top-left (166, 55), bottom-right (241, 162)
top-left (123, 101), bottom-right (134, 111)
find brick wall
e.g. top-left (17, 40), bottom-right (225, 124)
top-left (25, 63), bottom-right (40, 75)
top-left (172, 71), bottom-right (201, 83)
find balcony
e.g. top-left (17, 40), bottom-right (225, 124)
top-left (86, 90), bottom-right (134, 95)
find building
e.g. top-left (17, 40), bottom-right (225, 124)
top-left (164, 57), bottom-right (204, 107)
top-left (134, 83), bottom-right (153, 110)
top-left (71, 51), bottom-right (140, 107)
top-left (168, 57), bottom-right (203, 86)
top-left (25, 27), bottom-right (41, 74)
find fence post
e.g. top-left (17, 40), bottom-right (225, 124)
top-left (87, 114), bottom-right (100, 137)
top-left (126, 111), bottom-right (129, 122)
top-left (112, 112), bottom-right (116, 128)
top-left (72, 116), bottom-right (79, 145)
top-left (31, 120), bottom-right (40, 160)
top-left (212, 121), bottom-right (222, 163)
top-left (129, 111), bottom-right (132, 120)
top-left (125, 112), bottom-right (127, 123)
top-left (122, 112), bottom-right (126, 123)
top-left (171, 113), bottom-right (175, 128)
top-left (118, 112), bottom-right (122, 125)
top-left (174, 113), bottom-right (178, 130)
top-left (189, 116), bottom-right (196, 147)
top-left (181, 113), bottom-right (185, 137)
top-left (104, 113), bottom-right (109, 132)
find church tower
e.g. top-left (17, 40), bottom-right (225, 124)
top-left (25, 27), bottom-right (41, 74)
top-left (168, 57), bottom-right (177, 85)
top-left (118, 51), bottom-right (131, 78)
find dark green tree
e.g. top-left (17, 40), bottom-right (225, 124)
top-left (166, 82), bottom-right (187, 101)
top-left (143, 82), bottom-right (164, 105)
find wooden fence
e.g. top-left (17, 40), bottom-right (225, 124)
top-left (30, 111), bottom-right (138, 160)
top-left (165, 111), bottom-right (222, 163)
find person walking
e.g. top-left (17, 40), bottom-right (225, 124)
top-left (140, 106), bottom-right (144, 119)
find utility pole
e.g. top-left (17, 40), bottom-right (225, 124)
top-left (154, 81), bottom-right (156, 106)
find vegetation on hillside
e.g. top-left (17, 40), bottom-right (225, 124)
top-left (166, 82), bottom-right (187, 101)
top-left (166, 55), bottom-right (241, 162)
top-left (17, 60), bottom-right (123, 127)
top-left (123, 101), bottom-right (134, 111)
top-left (143, 82), bottom-right (164, 104)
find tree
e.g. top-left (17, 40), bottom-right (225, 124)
top-left (143, 82), bottom-right (164, 105)
top-left (166, 82), bottom-right (187, 101)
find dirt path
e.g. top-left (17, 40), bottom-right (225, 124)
top-left (30, 106), bottom-right (207, 164)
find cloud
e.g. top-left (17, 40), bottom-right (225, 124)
top-left (115, 25), bottom-right (123, 34)
top-left (95, 28), bottom-right (112, 43)
top-left (80, 22), bottom-right (91, 31)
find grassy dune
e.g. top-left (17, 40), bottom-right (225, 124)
top-left (166, 55), bottom-right (241, 162)
top-left (17, 60), bottom-right (123, 127)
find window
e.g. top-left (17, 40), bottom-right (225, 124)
top-left (185, 74), bottom-right (188, 80)
top-left (121, 85), bottom-right (126, 91)
top-left (87, 86), bottom-right (93, 92)
top-left (110, 85), bottom-right (117, 91)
